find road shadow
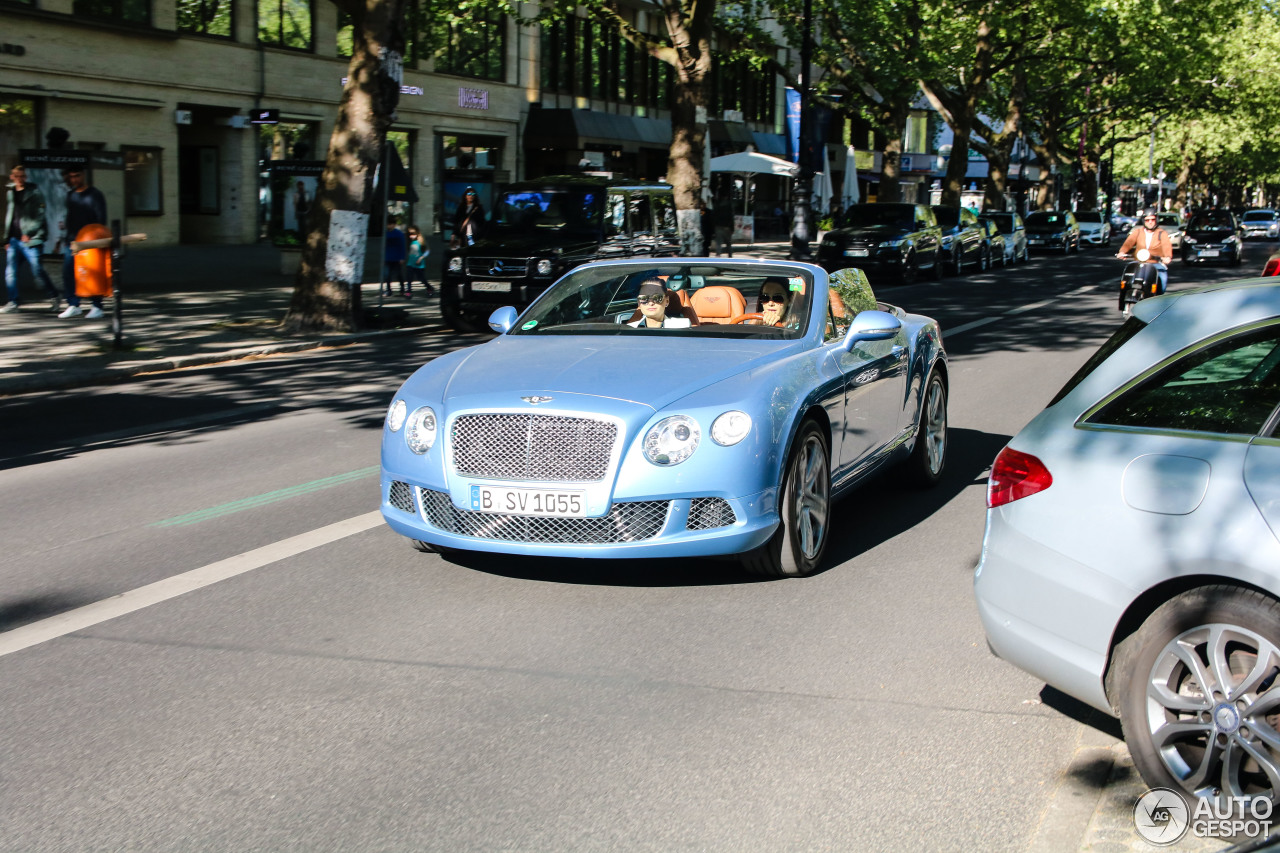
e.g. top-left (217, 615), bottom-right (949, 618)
top-left (437, 549), bottom-right (766, 588)
top-left (1040, 685), bottom-right (1124, 740)
top-left (0, 593), bottom-right (98, 633)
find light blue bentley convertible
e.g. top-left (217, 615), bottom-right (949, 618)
top-left (380, 259), bottom-right (948, 577)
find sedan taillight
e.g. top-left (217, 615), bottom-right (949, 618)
top-left (988, 446), bottom-right (1053, 508)
top-left (1263, 257), bottom-right (1280, 277)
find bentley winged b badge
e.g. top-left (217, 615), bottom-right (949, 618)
top-left (521, 395), bottom-right (554, 405)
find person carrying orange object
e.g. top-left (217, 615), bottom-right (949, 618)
top-left (58, 167), bottom-right (108, 319)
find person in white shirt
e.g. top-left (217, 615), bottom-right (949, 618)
top-left (628, 278), bottom-right (692, 328)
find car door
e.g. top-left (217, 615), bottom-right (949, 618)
top-left (823, 283), bottom-right (910, 480)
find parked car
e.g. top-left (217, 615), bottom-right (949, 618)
top-left (1242, 209), bottom-right (1280, 241)
top-left (381, 259), bottom-right (949, 578)
top-left (1024, 211), bottom-right (1080, 253)
top-left (1074, 210), bottom-right (1112, 247)
top-left (979, 212), bottom-right (1029, 264)
top-left (932, 205), bottom-right (990, 273)
top-left (817, 203), bottom-right (945, 283)
top-left (1111, 213), bottom-right (1137, 232)
top-left (441, 176), bottom-right (681, 332)
top-left (1156, 213), bottom-right (1184, 250)
top-left (1182, 209), bottom-right (1244, 266)
top-left (974, 277), bottom-right (1280, 803)
top-left (977, 218), bottom-right (1008, 266)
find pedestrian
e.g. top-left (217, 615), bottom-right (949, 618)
top-left (383, 217), bottom-right (407, 296)
top-left (292, 180), bottom-right (310, 231)
top-left (699, 200), bottom-right (715, 256)
top-left (450, 186), bottom-right (485, 248)
top-left (57, 166), bottom-right (108, 319)
top-left (406, 224), bottom-right (433, 296)
top-left (3, 164), bottom-right (61, 314)
top-left (712, 196), bottom-right (734, 257)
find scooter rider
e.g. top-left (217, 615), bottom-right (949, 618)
top-left (1116, 209), bottom-right (1171, 299)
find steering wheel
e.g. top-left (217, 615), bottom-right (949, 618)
top-left (728, 313), bottom-right (783, 327)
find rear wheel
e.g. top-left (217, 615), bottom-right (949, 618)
top-left (898, 251), bottom-right (918, 284)
top-left (978, 245), bottom-right (991, 272)
top-left (930, 251), bottom-right (944, 281)
top-left (742, 420), bottom-right (831, 578)
top-left (904, 371), bottom-right (948, 486)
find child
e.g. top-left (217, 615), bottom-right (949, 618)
top-left (406, 225), bottom-right (433, 296)
top-left (383, 218), bottom-right (407, 296)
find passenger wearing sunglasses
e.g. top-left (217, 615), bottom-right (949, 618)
top-left (627, 278), bottom-right (692, 328)
top-left (750, 277), bottom-right (792, 326)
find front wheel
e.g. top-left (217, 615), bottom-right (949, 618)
top-left (1112, 586), bottom-right (1280, 804)
top-left (742, 420), bottom-right (831, 578)
top-left (904, 371), bottom-right (948, 486)
top-left (978, 246), bottom-right (991, 272)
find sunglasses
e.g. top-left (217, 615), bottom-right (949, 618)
top-left (637, 294), bottom-right (666, 306)
top-left (761, 293), bottom-right (786, 304)
top-left (1144, 217), bottom-right (1157, 221)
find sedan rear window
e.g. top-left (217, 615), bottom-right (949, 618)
top-left (1047, 318), bottom-right (1146, 407)
top-left (1086, 323), bottom-right (1280, 435)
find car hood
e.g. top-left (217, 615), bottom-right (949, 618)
top-left (457, 232), bottom-right (602, 257)
top-left (1187, 229), bottom-right (1235, 240)
top-left (437, 335), bottom-right (795, 414)
top-left (1026, 224), bottom-right (1069, 233)
top-left (830, 224), bottom-right (912, 239)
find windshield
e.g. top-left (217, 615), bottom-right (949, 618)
top-left (490, 190), bottom-right (604, 234)
top-left (932, 207), bottom-right (960, 227)
top-left (1244, 211), bottom-right (1276, 222)
top-left (843, 205), bottom-right (914, 229)
top-left (510, 263), bottom-right (814, 339)
top-left (1157, 214), bottom-right (1180, 226)
top-left (1026, 212), bottom-right (1066, 227)
top-left (1075, 212), bottom-right (1102, 223)
top-left (1189, 212), bottom-right (1235, 230)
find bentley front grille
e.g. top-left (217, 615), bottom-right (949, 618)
top-left (451, 414), bottom-right (617, 482)
top-left (389, 480), bottom-right (416, 514)
top-left (686, 497), bottom-right (737, 531)
top-left (419, 489), bottom-right (669, 544)
top-left (466, 258), bottom-right (529, 277)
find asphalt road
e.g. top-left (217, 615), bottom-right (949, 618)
top-left (0, 241), bottom-right (1269, 852)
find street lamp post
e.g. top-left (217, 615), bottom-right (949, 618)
top-left (790, 0), bottom-right (814, 260)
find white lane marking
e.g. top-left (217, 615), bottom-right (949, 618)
top-left (0, 511), bottom-right (384, 658)
top-left (946, 317), bottom-right (1000, 335)
top-left (946, 282), bottom-right (1098, 337)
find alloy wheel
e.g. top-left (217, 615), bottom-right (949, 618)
top-left (789, 433), bottom-right (830, 561)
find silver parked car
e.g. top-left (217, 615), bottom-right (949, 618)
top-left (974, 279), bottom-right (1280, 804)
top-left (979, 212), bottom-right (1029, 264)
top-left (1243, 209), bottom-right (1280, 241)
top-left (1074, 210), bottom-right (1112, 247)
top-left (1157, 212), bottom-right (1185, 249)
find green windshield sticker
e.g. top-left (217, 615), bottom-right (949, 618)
top-left (789, 278), bottom-right (804, 293)
top-left (521, 320), bottom-right (538, 330)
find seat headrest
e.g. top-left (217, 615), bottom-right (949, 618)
top-left (690, 285), bottom-right (747, 324)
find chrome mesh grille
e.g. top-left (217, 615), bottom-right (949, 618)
top-left (451, 414), bottom-right (617, 482)
top-left (687, 497), bottom-right (737, 531)
top-left (419, 489), bottom-right (668, 544)
top-left (466, 258), bottom-right (529, 277)
top-left (389, 480), bottom-right (416, 514)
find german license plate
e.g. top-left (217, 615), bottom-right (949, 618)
top-left (1028, 237), bottom-right (1042, 244)
top-left (469, 485), bottom-right (586, 517)
top-left (472, 280), bottom-right (511, 292)
top-left (844, 248), bottom-right (870, 257)
top-left (1199, 249), bottom-right (1220, 258)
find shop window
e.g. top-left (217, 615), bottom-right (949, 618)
top-left (178, 0), bottom-right (233, 37)
top-left (74, 0), bottom-right (149, 25)
top-left (123, 147), bottom-right (163, 216)
top-left (258, 0), bottom-right (312, 51)
top-left (434, 10), bottom-right (505, 81)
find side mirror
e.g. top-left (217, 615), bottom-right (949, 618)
top-left (842, 310), bottom-right (902, 349)
top-left (488, 306), bottom-right (519, 334)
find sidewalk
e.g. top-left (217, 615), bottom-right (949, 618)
top-left (0, 240), bottom-right (795, 397)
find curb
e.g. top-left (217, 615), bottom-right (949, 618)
top-left (0, 323), bottom-right (445, 397)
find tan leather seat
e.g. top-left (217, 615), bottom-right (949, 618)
top-left (690, 285), bottom-right (747, 324)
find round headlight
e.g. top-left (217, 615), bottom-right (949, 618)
top-left (405, 406), bottom-right (438, 454)
top-left (711, 411), bottom-right (752, 446)
top-left (448, 257), bottom-right (463, 272)
top-left (536, 258), bottom-right (553, 276)
top-left (386, 399), bottom-right (407, 432)
top-left (643, 415), bottom-right (700, 466)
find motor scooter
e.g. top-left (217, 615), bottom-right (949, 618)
top-left (1116, 247), bottom-right (1167, 316)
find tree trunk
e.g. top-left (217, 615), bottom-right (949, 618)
top-left (878, 134), bottom-right (904, 203)
top-left (659, 3), bottom-right (713, 255)
top-left (281, 0), bottom-right (406, 333)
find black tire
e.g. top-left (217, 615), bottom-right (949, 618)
top-left (950, 247), bottom-right (964, 276)
top-left (898, 252), bottom-right (918, 284)
top-left (1061, 237), bottom-right (1070, 255)
top-left (1021, 244), bottom-right (1030, 264)
top-left (1112, 586), bottom-right (1280, 803)
top-left (904, 370), bottom-right (947, 486)
top-left (741, 420), bottom-right (831, 578)
top-left (981, 245), bottom-right (991, 271)
top-left (442, 300), bottom-right (490, 333)
top-left (929, 251), bottom-right (944, 281)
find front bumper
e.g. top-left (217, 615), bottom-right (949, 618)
top-left (1079, 229), bottom-right (1108, 245)
top-left (1183, 243), bottom-right (1236, 262)
top-left (381, 475), bottom-right (777, 558)
top-left (1244, 226), bottom-right (1278, 239)
top-left (818, 246), bottom-right (908, 274)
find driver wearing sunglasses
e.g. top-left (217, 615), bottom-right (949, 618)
top-left (627, 278), bottom-right (692, 329)
top-left (750, 277), bottom-right (792, 326)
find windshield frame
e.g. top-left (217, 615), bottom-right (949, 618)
top-left (489, 188), bottom-right (607, 236)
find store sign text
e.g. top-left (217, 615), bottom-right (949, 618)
top-left (339, 78), bottom-right (423, 96)
top-left (459, 87), bottom-right (489, 110)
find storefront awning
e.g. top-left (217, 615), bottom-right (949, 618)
top-left (708, 120), bottom-right (753, 146)
top-left (525, 109), bottom-right (672, 154)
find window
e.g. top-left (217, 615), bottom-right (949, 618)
top-left (178, 0), bottom-right (232, 37)
top-left (258, 0), bottom-right (312, 50)
top-left (905, 113), bottom-right (929, 154)
top-left (434, 10), bottom-right (505, 80)
top-left (123, 147), bottom-right (163, 216)
top-left (74, 0), bottom-right (149, 24)
top-left (1088, 324), bottom-right (1280, 435)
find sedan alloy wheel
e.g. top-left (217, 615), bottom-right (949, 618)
top-left (743, 420), bottom-right (830, 577)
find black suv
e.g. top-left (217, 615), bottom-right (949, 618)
top-left (817, 203), bottom-right (944, 283)
top-left (931, 205), bottom-right (989, 274)
top-left (1024, 211), bottom-right (1080, 253)
top-left (1182, 209), bottom-right (1244, 266)
top-left (441, 176), bottom-right (680, 331)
